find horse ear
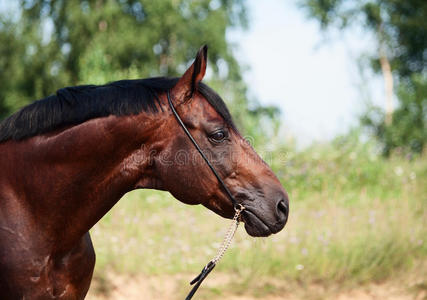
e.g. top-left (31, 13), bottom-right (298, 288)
top-left (172, 45), bottom-right (208, 104)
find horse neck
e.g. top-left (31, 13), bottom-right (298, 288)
top-left (2, 111), bottom-right (170, 250)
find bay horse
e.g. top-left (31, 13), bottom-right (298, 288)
top-left (0, 45), bottom-right (289, 299)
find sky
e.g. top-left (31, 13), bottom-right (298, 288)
top-left (230, 0), bottom-right (384, 145)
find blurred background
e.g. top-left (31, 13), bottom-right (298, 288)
top-left (0, 0), bottom-right (425, 299)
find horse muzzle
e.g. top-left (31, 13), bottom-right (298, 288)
top-left (241, 192), bottom-right (289, 237)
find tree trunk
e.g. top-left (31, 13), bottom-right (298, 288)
top-left (379, 46), bottom-right (394, 126)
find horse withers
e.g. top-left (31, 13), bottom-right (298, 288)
top-left (0, 45), bottom-right (288, 299)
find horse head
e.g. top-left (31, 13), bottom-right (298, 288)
top-left (156, 46), bottom-right (289, 237)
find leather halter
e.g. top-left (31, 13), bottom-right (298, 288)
top-left (167, 90), bottom-right (243, 299)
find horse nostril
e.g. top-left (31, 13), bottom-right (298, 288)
top-left (277, 199), bottom-right (289, 223)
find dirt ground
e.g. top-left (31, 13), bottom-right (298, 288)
top-left (86, 272), bottom-right (426, 300)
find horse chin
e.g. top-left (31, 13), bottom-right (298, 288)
top-left (241, 209), bottom-right (272, 237)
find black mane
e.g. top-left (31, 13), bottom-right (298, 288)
top-left (0, 77), bottom-right (235, 142)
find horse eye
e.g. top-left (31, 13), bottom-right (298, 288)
top-left (210, 130), bottom-right (226, 142)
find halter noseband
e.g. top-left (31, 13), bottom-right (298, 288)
top-left (167, 90), bottom-right (244, 299)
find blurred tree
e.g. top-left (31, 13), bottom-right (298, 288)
top-left (299, 0), bottom-right (427, 155)
top-left (0, 0), bottom-right (280, 144)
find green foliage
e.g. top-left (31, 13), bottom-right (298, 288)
top-left (299, 0), bottom-right (427, 155)
top-left (270, 128), bottom-right (421, 198)
top-left (362, 74), bottom-right (427, 155)
top-left (0, 0), bottom-right (280, 144)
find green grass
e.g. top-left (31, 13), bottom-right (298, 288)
top-left (90, 136), bottom-right (426, 296)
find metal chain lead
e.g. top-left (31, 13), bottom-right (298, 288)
top-left (211, 204), bottom-right (244, 264)
top-left (185, 205), bottom-right (245, 300)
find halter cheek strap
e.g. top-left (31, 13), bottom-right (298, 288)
top-left (167, 90), bottom-right (244, 300)
top-left (167, 90), bottom-right (239, 210)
